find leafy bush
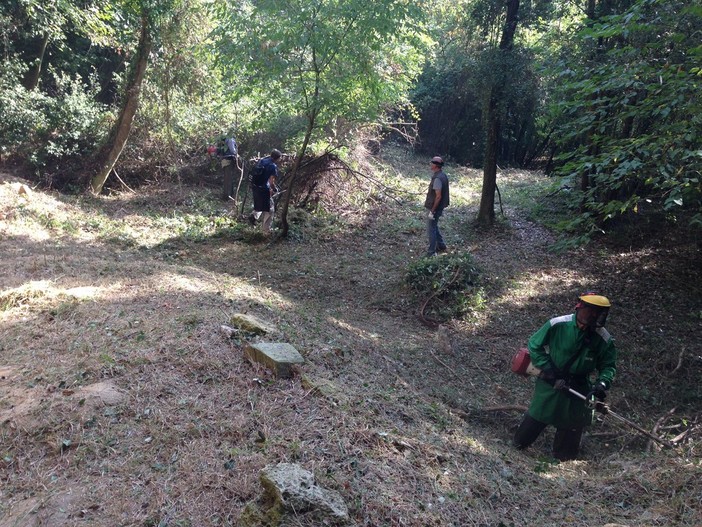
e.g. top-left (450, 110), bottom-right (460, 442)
top-left (405, 252), bottom-right (483, 321)
top-left (37, 72), bottom-right (111, 168)
top-left (0, 61), bottom-right (48, 159)
top-left (548, 0), bottom-right (702, 239)
top-left (0, 66), bottom-right (110, 173)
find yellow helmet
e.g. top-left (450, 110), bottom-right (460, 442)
top-left (576, 292), bottom-right (611, 328)
top-left (578, 293), bottom-right (611, 308)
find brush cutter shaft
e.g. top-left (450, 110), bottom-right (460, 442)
top-left (598, 405), bottom-right (674, 448)
top-left (567, 386), bottom-right (673, 447)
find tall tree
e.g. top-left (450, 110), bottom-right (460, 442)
top-left (215, 0), bottom-right (426, 237)
top-left (0, 0), bottom-right (112, 91)
top-left (91, 10), bottom-right (151, 194)
top-left (477, 0), bottom-right (520, 226)
top-left (90, 0), bottom-right (188, 194)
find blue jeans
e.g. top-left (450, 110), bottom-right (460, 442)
top-left (426, 208), bottom-right (446, 256)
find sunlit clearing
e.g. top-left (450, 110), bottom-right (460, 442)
top-left (63, 286), bottom-right (102, 299)
top-left (0, 280), bottom-right (110, 312)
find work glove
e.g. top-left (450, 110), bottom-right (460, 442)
top-left (427, 210), bottom-right (435, 220)
top-left (587, 381), bottom-right (607, 401)
top-left (538, 368), bottom-right (556, 381)
top-left (588, 381), bottom-right (609, 414)
top-left (539, 368), bottom-right (568, 390)
top-left (553, 379), bottom-right (569, 391)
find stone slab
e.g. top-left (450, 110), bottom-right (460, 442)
top-left (260, 463), bottom-right (348, 520)
top-left (244, 342), bottom-right (304, 378)
top-left (230, 313), bottom-right (278, 335)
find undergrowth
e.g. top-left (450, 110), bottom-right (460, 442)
top-left (405, 251), bottom-right (484, 321)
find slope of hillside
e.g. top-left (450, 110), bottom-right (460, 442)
top-left (1, 149), bottom-right (700, 526)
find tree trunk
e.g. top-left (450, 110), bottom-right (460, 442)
top-left (279, 112), bottom-right (316, 238)
top-left (478, 95), bottom-right (499, 225)
top-left (477, 0), bottom-right (520, 225)
top-left (23, 33), bottom-right (50, 90)
top-left (90, 15), bottom-right (151, 194)
top-left (279, 61), bottom-right (321, 238)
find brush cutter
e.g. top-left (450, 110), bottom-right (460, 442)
top-left (511, 348), bottom-right (674, 449)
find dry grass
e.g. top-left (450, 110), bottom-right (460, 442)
top-left (1, 147), bottom-right (700, 527)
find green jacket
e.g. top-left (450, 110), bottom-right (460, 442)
top-left (527, 314), bottom-right (617, 427)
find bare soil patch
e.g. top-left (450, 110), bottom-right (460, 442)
top-left (0, 154), bottom-right (700, 526)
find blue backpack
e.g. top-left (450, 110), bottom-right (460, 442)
top-left (216, 136), bottom-right (237, 158)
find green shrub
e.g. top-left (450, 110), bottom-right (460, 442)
top-left (0, 61), bottom-right (48, 158)
top-left (405, 252), bottom-right (483, 321)
top-left (0, 66), bottom-right (109, 171)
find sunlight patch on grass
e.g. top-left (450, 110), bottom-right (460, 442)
top-left (325, 316), bottom-right (384, 343)
top-left (64, 286), bottom-right (102, 299)
top-left (0, 280), bottom-right (111, 314)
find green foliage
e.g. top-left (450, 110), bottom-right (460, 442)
top-left (549, 0), bottom-right (702, 239)
top-left (533, 456), bottom-right (559, 474)
top-left (412, 0), bottom-right (543, 167)
top-left (405, 252), bottom-right (483, 320)
top-left (0, 62), bottom-right (48, 157)
top-left (134, 0), bottom-right (230, 160)
top-left (0, 65), bottom-right (109, 168)
top-left (150, 197), bottom-right (245, 243)
top-left (213, 0), bottom-right (428, 154)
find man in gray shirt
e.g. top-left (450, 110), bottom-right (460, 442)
top-left (424, 156), bottom-right (450, 257)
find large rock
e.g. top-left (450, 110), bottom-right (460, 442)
top-left (243, 342), bottom-right (304, 378)
top-left (230, 313), bottom-right (278, 335)
top-left (260, 463), bottom-right (348, 521)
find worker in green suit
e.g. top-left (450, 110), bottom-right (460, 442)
top-left (513, 292), bottom-right (617, 460)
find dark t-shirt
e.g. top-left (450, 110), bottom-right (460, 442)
top-left (253, 157), bottom-right (278, 187)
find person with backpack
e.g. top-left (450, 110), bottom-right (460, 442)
top-left (513, 292), bottom-right (618, 461)
top-left (217, 134), bottom-right (238, 200)
top-left (249, 149), bottom-right (282, 232)
top-left (424, 156), bottom-right (450, 257)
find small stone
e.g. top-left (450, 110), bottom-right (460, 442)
top-left (220, 325), bottom-right (237, 338)
top-left (230, 313), bottom-right (278, 335)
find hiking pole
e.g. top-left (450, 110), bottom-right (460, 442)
top-left (511, 348), bottom-right (675, 449)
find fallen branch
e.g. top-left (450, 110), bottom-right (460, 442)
top-left (670, 429), bottom-right (689, 444)
top-left (480, 405), bottom-right (528, 413)
top-left (112, 169), bottom-right (136, 193)
top-left (647, 407), bottom-right (676, 452)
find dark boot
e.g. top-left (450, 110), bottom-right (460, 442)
top-left (513, 414), bottom-right (547, 450)
top-left (553, 426), bottom-right (584, 460)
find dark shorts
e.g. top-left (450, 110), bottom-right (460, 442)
top-left (252, 186), bottom-right (270, 212)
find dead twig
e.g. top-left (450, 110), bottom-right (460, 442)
top-left (670, 429), bottom-right (689, 444)
top-left (112, 169), bottom-right (136, 193)
top-left (480, 405), bottom-right (528, 413)
top-left (418, 267), bottom-right (462, 328)
top-left (669, 349), bottom-right (685, 375)
top-left (428, 349), bottom-right (459, 380)
top-left (646, 407), bottom-right (676, 452)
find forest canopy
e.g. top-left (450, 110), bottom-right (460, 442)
top-left (0, 0), bottom-right (700, 240)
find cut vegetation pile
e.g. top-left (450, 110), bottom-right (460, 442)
top-left (0, 146), bottom-right (700, 526)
